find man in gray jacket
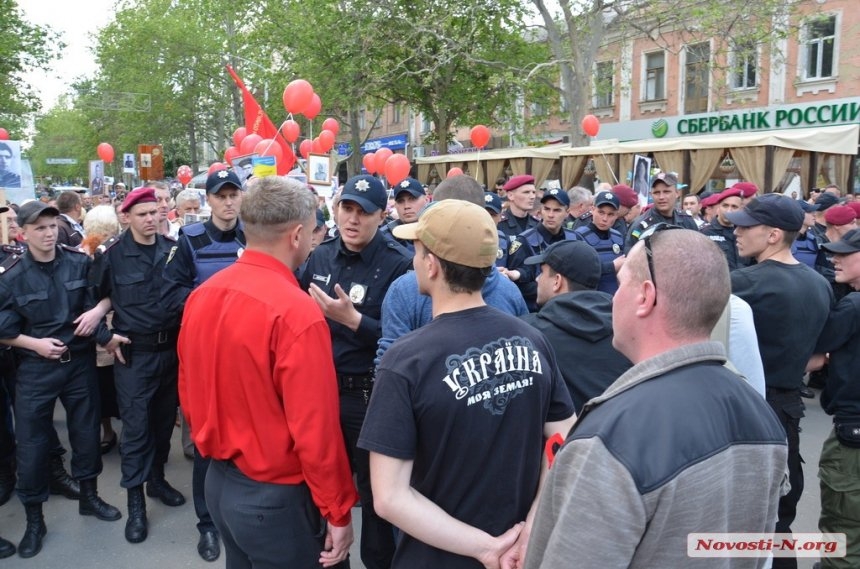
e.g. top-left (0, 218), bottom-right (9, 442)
top-left (524, 228), bottom-right (787, 569)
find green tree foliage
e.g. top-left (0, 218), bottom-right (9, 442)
top-left (0, 0), bottom-right (64, 136)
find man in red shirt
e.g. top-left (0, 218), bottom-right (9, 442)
top-left (178, 176), bottom-right (357, 568)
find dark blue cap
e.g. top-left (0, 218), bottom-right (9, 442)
top-left (524, 240), bottom-right (600, 289)
top-left (341, 175), bottom-right (387, 213)
top-left (724, 193), bottom-right (804, 231)
top-left (483, 192), bottom-right (502, 214)
top-left (814, 192), bottom-right (840, 211)
top-left (798, 200), bottom-right (820, 213)
top-left (540, 188), bottom-right (570, 207)
top-left (392, 177), bottom-right (425, 198)
top-left (315, 209), bottom-right (325, 228)
top-left (206, 169), bottom-right (243, 194)
top-left (821, 228), bottom-right (860, 254)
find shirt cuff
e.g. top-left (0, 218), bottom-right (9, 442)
top-left (327, 510), bottom-right (352, 528)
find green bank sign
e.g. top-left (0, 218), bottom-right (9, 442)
top-left (651, 101), bottom-right (860, 138)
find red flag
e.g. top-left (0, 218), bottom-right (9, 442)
top-left (225, 65), bottom-right (293, 174)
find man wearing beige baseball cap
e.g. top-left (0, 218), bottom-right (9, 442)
top-left (358, 199), bottom-right (575, 569)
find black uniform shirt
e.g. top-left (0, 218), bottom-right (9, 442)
top-left (0, 246), bottom-right (111, 356)
top-left (300, 231), bottom-right (411, 376)
top-left (497, 211), bottom-right (539, 238)
top-left (91, 230), bottom-right (178, 335)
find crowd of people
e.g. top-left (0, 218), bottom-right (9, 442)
top-left (0, 164), bottom-right (857, 569)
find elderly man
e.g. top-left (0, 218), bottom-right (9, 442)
top-left (180, 177), bottom-right (357, 569)
top-left (168, 189), bottom-right (202, 238)
top-left (524, 228), bottom-right (788, 568)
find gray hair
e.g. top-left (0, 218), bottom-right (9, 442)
top-left (175, 189), bottom-right (201, 209)
top-left (567, 186), bottom-right (593, 207)
top-left (82, 205), bottom-right (121, 238)
top-left (241, 176), bottom-right (317, 243)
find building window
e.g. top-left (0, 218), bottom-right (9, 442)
top-left (531, 102), bottom-right (546, 117)
top-left (684, 43), bottom-right (710, 114)
top-left (593, 61), bottom-right (614, 108)
top-left (358, 107), bottom-right (366, 131)
top-left (644, 51), bottom-right (665, 101)
top-left (421, 116), bottom-right (431, 134)
top-left (803, 14), bottom-right (836, 80)
top-left (392, 105), bottom-right (401, 124)
top-left (730, 40), bottom-right (757, 89)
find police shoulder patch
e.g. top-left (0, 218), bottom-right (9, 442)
top-left (95, 235), bottom-right (121, 256)
top-left (59, 244), bottom-right (87, 255)
top-left (509, 239), bottom-right (522, 255)
top-left (0, 253), bottom-right (21, 275)
top-left (166, 245), bottom-right (178, 265)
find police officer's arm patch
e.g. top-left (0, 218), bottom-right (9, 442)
top-left (166, 246), bottom-right (178, 265)
top-left (509, 239), bottom-right (522, 256)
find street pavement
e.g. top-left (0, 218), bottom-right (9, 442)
top-left (0, 387), bottom-right (836, 568)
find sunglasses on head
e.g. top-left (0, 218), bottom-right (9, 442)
top-left (639, 223), bottom-right (683, 305)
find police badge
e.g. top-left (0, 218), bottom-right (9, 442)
top-left (349, 283), bottom-right (367, 305)
top-left (612, 243), bottom-right (621, 254)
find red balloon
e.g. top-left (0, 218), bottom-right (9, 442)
top-left (0, 128), bottom-right (8, 141)
top-left (322, 118), bottom-right (339, 136)
top-left (239, 133), bottom-right (263, 155)
top-left (282, 79), bottom-right (315, 115)
top-left (470, 125), bottom-right (491, 148)
top-left (254, 138), bottom-right (285, 166)
top-left (311, 137), bottom-right (323, 154)
top-left (232, 127), bottom-right (247, 148)
top-left (374, 148), bottom-right (393, 176)
top-left (581, 114), bottom-right (600, 137)
top-left (363, 153), bottom-right (377, 174)
top-left (318, 129), bottom-right (335, 153)
top-left (447, 167), bottom-right (463, 178)
top-left (385, 154), bottom-right (411, 186)
top-left (303, 93), bottom-right (322, 120)
top-left (281, 120), bottom-right (300, 144)
top-left (97, 142), bottom-right (115, 163)
top-left (299, 139), bottom-right (313, 160)
top-left (208, 162), bottom-right (227, 175)
top-left (176, 165), bottom-right (193, 185)
top-left (224, 146), bottom-right (239, 165)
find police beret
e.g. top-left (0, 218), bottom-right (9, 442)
top-left (700, 194), bottom-right (720, 208)
top-left (503, 175), bottom-right (535, 192)
top-left (731, 182), bottom-right (759, 198)
top-left (610, 184), bottom-right (638, 208)
top-left (120, 187), bottom-right (157, 213)
top-left (393, 177), bottom-right (426, 198)
top-left (824, 205), bottom-right (857, 226)
top-left (846, 202), bottom-right (860, 218)
top-left (714, 187), bottom-right (744, 204)
top-left (540, 188), bottom-right (570, 207)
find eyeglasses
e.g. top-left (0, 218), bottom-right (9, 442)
top-left (639, 223), bottom-right (683, 305)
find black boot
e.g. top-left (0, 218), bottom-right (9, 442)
top-left (0, 461), bottom-right (15, 507)
top-left (125, 486), bottom-right (147, 543)
top-left (18, 503), bottom-right (45, 558)
top-left (49, 455), bottom-right (80, 500)
top-left (146, 477), bottom-right (186, 507)
top-left (78, 479), bottom-right (121, 521)
top-left (0, 534), bottom-right (14, 559)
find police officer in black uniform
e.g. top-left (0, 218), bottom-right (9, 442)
top-left (0, 201), bottom-right (124, 558)
top-left (700, 186), bottom-right (750, 271)
top-left (483, 192), bottom-right (510, 268)
top-left (573, 191), bottom-right (625, 294)
top-left (624, 172), bottom-right (698, 253)
top-left (504, 187), bottom-right (579, 311)
top-left (792, 200), bottom-right (822, 269)
top-left (378, 177), bottom-right (428, 252)
top-left (497, 174), bottom-right (539, 238)
top-left (91, 187), bottom-right (185, 545)
top-left (162, 169), bottom-right (247, 562)
top-left (300, 174), bottom-right (412, 569)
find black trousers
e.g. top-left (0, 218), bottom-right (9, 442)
top-left (340, 390), bottom-right (394, 569)
top-left (206, 459), bottom-right (326, 569)
top-left (193, 445), bottom-right (216, 534)
top-left (114, 348), bottom-right (177, 488)
top-left (15, 351), bottom-right (102, 504)
top-left (767, 389), bottom-right (804, 569)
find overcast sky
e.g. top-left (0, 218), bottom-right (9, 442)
top-left (20, 0), bottom-right (115, 111)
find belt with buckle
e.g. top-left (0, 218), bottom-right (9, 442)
top-left (125, 329), bottom-right (178, 352)
top-left (337, 375), bottom-right (374, 392)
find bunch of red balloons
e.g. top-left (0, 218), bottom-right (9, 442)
top-left (176, 165), bottom-right (193, 185)
top-left (361, 148), bottom-right (411, 186)
top-left (283, 79), bottom-right (321, 120)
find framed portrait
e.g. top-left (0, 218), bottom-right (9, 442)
top-left (123, 153), bottom-right (136, 174)
top-left (89, 160), bottom-right (105, 196)
top-left (0, 140), bottom-right (23, 190)
top-left (308, 153), bottom-right (331, 185)
top-left (632, 154), bottom-right (652, 206)
top-left (230, 153), bottom-right (257, 183)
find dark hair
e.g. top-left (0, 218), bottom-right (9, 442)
top-left (0, 143), bottom-right (11, 155)
top-left (56, 191), bottom-right (82, 213)
top-left (437, 256), bottom-right (491, 293)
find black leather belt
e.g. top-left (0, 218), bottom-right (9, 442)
top-left (125, 329), bottom-right (178, 351)
top-left (337, 375), bottom-right (374, 391)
